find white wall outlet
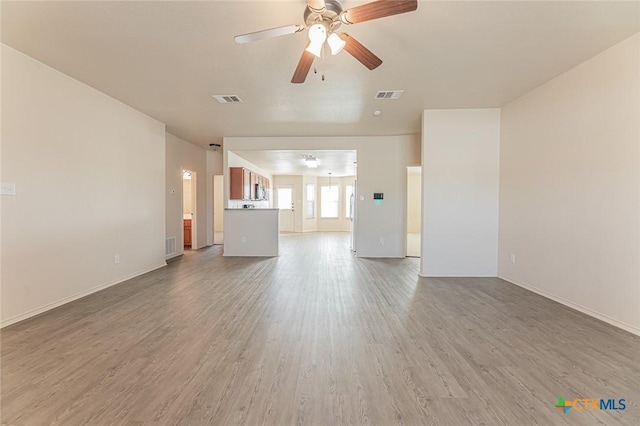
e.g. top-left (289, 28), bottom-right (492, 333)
top-left (509, 254), bottom-right (516, 264)
top-left (379, 238), bottom-right (384, 246)
top-left (114, 255), bottom-right (120, 264)
top-left (241, 236), bottom-right (247, 244)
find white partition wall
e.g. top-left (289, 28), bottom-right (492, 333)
top-left (1, 45), bottom-right (166, 326)
top-left (223, 209), bottom-right (279, 256)
top-left (498, 34), bottom-right (640, 335)
top-left (421, 109), bottom-right (500, 277)
top-left (165, 133), bottom-right (208, 256)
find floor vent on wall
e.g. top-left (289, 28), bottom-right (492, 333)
top-left (375, 90), bottom-right (404, 100)
top-left (165, 237), bottom-right (176, 257)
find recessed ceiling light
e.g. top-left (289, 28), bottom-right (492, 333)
top-left (373, 110), bottom-right (382, 116)
top-left (302, 155), bottom-right (318, 168)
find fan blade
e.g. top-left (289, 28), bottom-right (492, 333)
top-left (235, 24), bottom-right (304, 44)
top-left (339, 33), bottom-right (382, 70)
top-left (307, 0), bottom-right (326, 13)
top-left (291, 50), bottom-right (316, 84)
top-left (341, 0), bottom-right (417, 24)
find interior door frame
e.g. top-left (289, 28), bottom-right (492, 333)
top-left (212, 174), bottom-right (224, 245)
top-left (182, 169), bottom-right (197, 249)
top-left (406, 166), bottom-right (421, 258)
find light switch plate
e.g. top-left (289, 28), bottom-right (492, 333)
top-left (1, 182), bottom-right (16, 195)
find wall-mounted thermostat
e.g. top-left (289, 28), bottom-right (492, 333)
top-left (373, 193), bottom-right (384, 200)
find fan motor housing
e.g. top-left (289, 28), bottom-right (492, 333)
top-left (304, 0), bottom-right (343, 30)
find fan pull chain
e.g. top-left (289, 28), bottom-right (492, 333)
top-left (321, 44), bottom-right (326, 81)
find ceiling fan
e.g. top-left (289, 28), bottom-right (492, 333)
top-left (234, 0), bottom-right (418, 84)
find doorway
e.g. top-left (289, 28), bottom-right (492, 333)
top-left (406, 167), bottom-right (421, 257)
top-left (276, 186), bottom-right (294, 233)
top-left (348, 179), bottom-right (356, 252)
top-left (183, 170), bottom-right (196, 249)
top-left (213, 175), bottom-right (224, 244)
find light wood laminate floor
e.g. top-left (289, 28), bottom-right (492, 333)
top-left (2, 232), bottom-right (639, 425)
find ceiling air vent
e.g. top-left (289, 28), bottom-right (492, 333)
top-left (375, 90), bottom-right (404, 100)
top-left (212, 95), bottom-right (243, 104)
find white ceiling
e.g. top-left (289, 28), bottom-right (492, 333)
top-left (2, 1), bottom-right (639, 150)
top-left (233, 149), bottom-right (357, 177)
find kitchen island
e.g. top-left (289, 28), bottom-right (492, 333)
top-left (223, 208), bottom-right (279, 256)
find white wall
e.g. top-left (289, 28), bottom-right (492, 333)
top-left (1, 44), bottom-right (166, 326)
top-left (499, 33), bottom-right (640, 335)
top-left (165, 132), bottom-right (208, 256)
top-left (224, 136), bottom-right (421, 257)
top-left (207, 150), bottom-right (223, 246)
top-left (213, 175), bottom-right (224, 244)
top-left (421, 109), bottom-right (501, 276)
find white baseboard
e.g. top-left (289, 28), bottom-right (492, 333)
top-left (418, 273), bottom-right (497, 278)
top-left (1, 262), bottom-right (167, 328)
top-left (499, 275), bottom-right (640, 337)
top-left (165, 253), bottom-right (183, 261)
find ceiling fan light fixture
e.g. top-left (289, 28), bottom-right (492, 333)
top-left (308, 23), bottom-right (327, 44)
top-left (305, 41), bottom-right (324, 58)
top-left (327, 32), bottom-right (346, 55)
top-left (306, 23), bottom-right (327, 58)
top-left (234, 0), bottom-right (419, 84)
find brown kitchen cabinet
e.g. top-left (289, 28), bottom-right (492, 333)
top-left (229, 167), bottom-right (270, 201)
top-left (229, 167), bottom-right (244, 200)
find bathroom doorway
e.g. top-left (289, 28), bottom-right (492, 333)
top-left (183, 170), bottom-right (196, 249)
